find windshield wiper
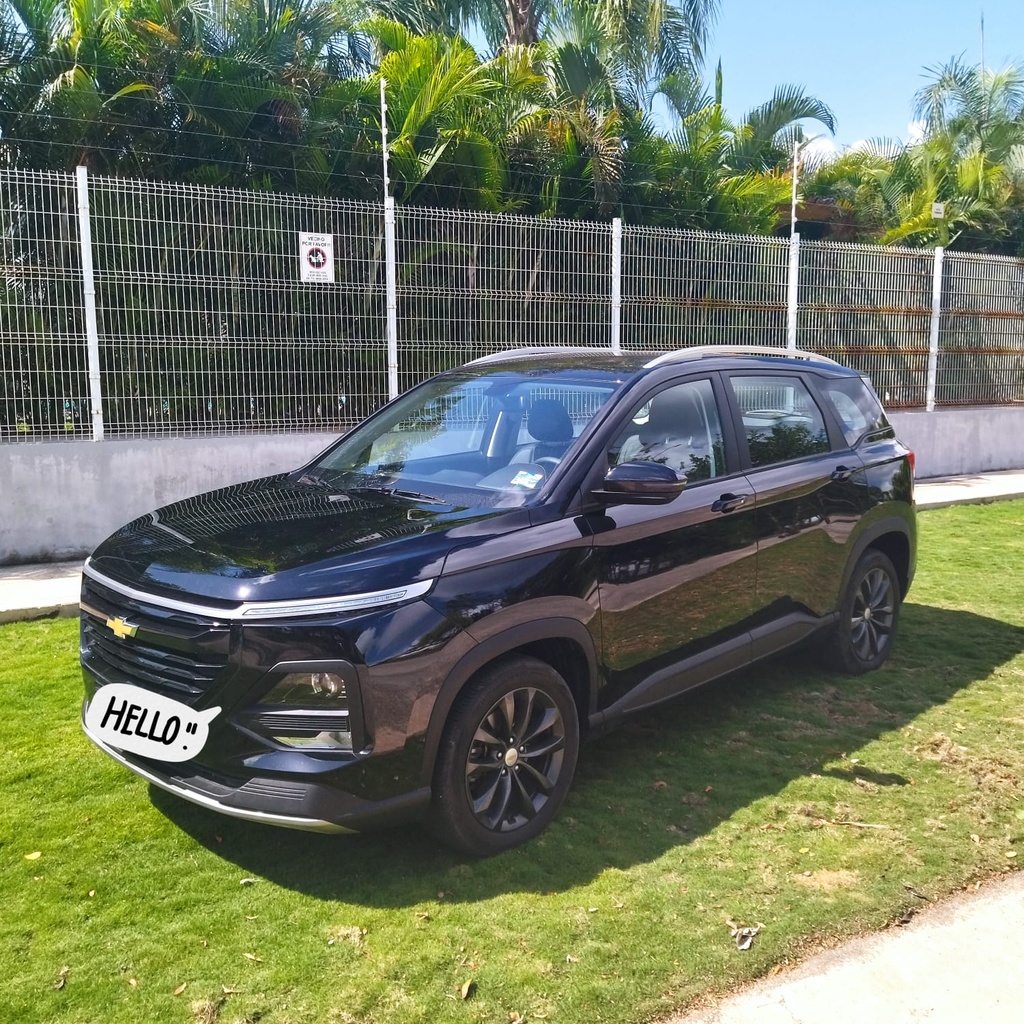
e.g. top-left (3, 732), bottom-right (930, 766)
top-left (348, 485), bottom-right (448, 505)
top-left (296, 471), bottom-right (334, 489)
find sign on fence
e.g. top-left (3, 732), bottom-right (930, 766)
top-left (298, 232), bottom-right (335, 283)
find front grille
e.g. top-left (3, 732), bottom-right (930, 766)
top-left (81, 575), bottom-right (233, 704)
top-left (83, 619), bottom-right (227, 702)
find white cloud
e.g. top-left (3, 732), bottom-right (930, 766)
top-left (800, 135), bottom-right (839, 165)
top-left (906, 120), bottom-right (927, 144)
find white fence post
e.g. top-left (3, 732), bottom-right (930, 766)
top-left (786, 231), bottom-right (800, 351)
top-left (75, 166), bottom-right (105, 440)
top-left (610, 217), bottom-right (622, 354)
top-left (926, 246), bottom-right (944, 412)
top-left (384, 195), bottom-right (399, 402)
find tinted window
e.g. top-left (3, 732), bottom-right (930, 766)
top-left (820, 376), bottom-right (890, 447)
top-left (609, 378), bottom-right (725, 481)
top-left (730, 375), bottom-right (830, 467)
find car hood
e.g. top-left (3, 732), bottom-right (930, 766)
top-left (87, 474), bottom-right (522, 605)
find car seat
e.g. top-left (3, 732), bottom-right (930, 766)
top-left (634, 388), bottom-right (710, 477)
top-left (514, 398), bottom-right (575, 463)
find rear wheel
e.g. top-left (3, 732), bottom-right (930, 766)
top-left (428, 656), bottom-right (579, 856)
top-left (829, 549), bottom-right (900, 674)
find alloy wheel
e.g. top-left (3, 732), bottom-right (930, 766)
top-left (464, 686), bottom-right (566, 833)
top-left (849, 566), bottom-right (895, 662)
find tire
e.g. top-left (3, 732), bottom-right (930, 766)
top-left (828, 549), bottom-right (901, 675)
top-left (428, 655), bottom-right (579, 857)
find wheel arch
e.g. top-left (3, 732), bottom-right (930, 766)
top-left (839, 516), bottom-right (914, 603)
top-left (418, 619), bottom-right (598, 787)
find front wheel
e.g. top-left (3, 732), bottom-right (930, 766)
top-left (428, 656), bottom-right (579, 857)
top-left (828, 549), bottom-right (901, 675)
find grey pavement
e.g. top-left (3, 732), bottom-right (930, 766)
top-left (2, 469), bottom-right (1022, 625)
top-left (669, 871), bottom-right (1024, 1024)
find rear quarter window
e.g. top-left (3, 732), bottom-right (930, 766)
top-left (820, 377), bottom-right (890, 447)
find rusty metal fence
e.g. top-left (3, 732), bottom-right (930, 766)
top-left (3, 167), bottom-right (1023, 443)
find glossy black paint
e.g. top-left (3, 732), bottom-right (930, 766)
top-left (80, 349), bottom-right (917, 835)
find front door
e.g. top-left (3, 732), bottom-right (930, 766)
top-left (588, 375), bottom-right (758, 712)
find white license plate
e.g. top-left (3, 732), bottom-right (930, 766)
top-left (85, 683), bottom-right (221, 764)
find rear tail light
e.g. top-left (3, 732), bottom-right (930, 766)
top-left (907, 450), bottom-right (916, 477)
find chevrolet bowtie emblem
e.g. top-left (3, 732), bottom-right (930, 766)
top-left (105, 616), bottom-right (138, 640)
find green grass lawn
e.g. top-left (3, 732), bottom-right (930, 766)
top-left (2, 502), bottom-right (1023, 1024)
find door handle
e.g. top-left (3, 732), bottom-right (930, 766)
top-left (831, 465), bottom-right (855, 482)
top-left (712, 492), bottom-right (748, 513)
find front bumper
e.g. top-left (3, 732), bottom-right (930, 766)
top-left (83, 715), bottom-right (430, 834)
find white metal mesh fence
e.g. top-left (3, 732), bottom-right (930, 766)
top-left (940, 252), bottom-right (1024, 406)
top-left (0, 171), bottom-right (90, 440)
top-left (88, 178), bottom-right (386, 436)
top-left (798, 240), bottom-right (934, 408)
top-left (622, 227), bottom-right (790, 350)
top-left (394, 206), bottom-right (612, 393)
top-left (3, 167), bottom-right (1024, 445)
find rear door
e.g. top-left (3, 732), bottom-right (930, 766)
top-left (723, 370), bottom-right (868, 641)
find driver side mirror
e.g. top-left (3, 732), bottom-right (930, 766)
top-left (591, 461), bottom-right (686, 505)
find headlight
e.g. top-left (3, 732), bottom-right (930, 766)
top-left (249, 669), bottom-right (357, 752)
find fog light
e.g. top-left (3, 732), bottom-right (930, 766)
top-left (252, 672), bottom-right (353, 751)
top-left (261, 672), bottom-right (348, 705)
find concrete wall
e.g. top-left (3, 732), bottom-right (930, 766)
top-left (3, 406), bottom-right (1023, 564)
top-left (888, 406), bottom-right (1024, 478)
top-left (1, 432), bottom-right (336, 565)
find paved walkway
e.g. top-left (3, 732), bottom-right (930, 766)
top-left (3, 469), bottom-right (1022, 625)
top-left (669, 871), bottom-right (1024, 1024)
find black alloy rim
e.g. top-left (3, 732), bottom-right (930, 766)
top-left (465, 687), bottom-right (566, 833)
top-left (850, 567), bottom-right (894, 661)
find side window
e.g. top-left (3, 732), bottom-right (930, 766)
top-left (730, 375), bottom-right (830, 468)
top-left (820, 377), bottom-right (890, 447)
top-left (609, 378), bottom-right (725, 481)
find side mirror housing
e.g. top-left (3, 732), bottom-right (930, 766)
top-left (591, 461), bottom-right (686, 505)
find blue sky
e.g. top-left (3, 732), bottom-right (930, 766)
top-left (709, 0), bottom-right (1024, 150)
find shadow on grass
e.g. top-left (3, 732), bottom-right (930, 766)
top-left (151, 602), bottom-right (1024, 906)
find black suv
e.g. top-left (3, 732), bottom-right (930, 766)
top-left (80, 346), bottom-right (916, 855)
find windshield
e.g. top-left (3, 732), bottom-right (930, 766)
top-left (310, 369), bottom-right (619, 508)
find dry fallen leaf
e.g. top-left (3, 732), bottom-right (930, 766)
top-left (128, 978), bottom-right (138, 988)
top-left (242, 953), bottom-right (262, 962)
top-left (240, 878), bottom-right (257, 886)
top-left (173, 982), bottom-right (187, 996)
top-left (24, 852), bottom-right (42, 861)
top-left (459, 979), bottom-right (475, 1000)
top-left (1007, 851), bottom-right (1018, 859)
top-left (653, 780), bottom-right (668, 790)
top-left (704, 785), bottom-right (713, 793)
top-left (53, 966), bottom-right (70, 991)
top-left (222, 986), bottom-right (239, 994)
